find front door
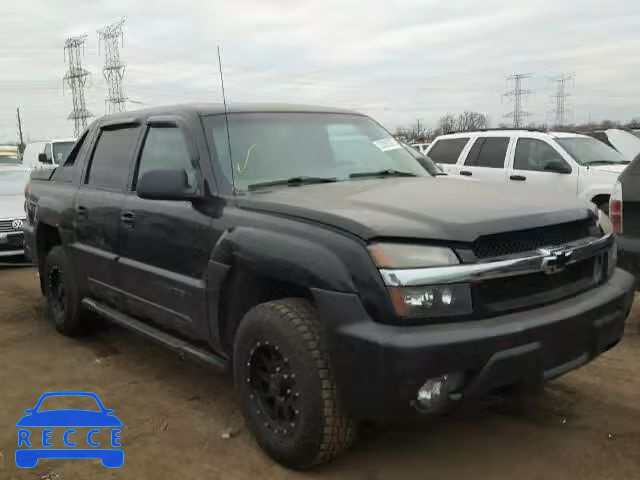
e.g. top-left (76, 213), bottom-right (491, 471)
top-left (506, 137), bottom-right (577, 195)
top-left (72, 124), bottom-right (142, 306)
top-left (116, 119), bottom-right (218, 338)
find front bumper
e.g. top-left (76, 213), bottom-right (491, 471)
top-left (313, 268), bottom-right (635, 423)
top-left (0, 231), bottom-right (25, 258)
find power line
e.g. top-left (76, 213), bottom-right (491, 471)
top-left (503, 73), bottom-right (533, 128)
top-left (63, 35), bottom-right (93, 137)
top-left (549, 73), bottom-right (575, 128)
top-left (98, 18), bottom-right (127, 114)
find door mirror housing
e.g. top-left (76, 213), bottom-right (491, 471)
top-left (544, 160), bottom-right (571, 174)
top-left (137, 169), bottom-right (203, 201)
top-left (38, 153), bottom-right (51, 164)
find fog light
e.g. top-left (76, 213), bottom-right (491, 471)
top-left (413, 374), bottom-right (463, 413)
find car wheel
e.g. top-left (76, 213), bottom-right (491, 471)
top-left (233, 298), bottom-right (355, 469)
top-left (44, 246), bottom-right (91, 336)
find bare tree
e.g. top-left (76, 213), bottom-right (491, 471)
top-left (436, 113), bottom-right (457, 135)
top-left (456, 111), bottom-right (489, 131)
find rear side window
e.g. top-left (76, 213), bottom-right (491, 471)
top-left (514, 138), bottom-right (567, 172)
top-left (44, 143), bottom-right (52, 163)
top-left (467, 137), bottom-right (509, 168)
top-left (134, 126), bottom-right (195, 189)
top-left (87, 126), bottom-right (141, 190)
top-left (428, 138), bottom-right (469, 164)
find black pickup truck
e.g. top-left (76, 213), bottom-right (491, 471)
top-left (24, 104), bottom-right (635, 469)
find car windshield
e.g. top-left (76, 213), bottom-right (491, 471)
top-left (0, 152), bottom-right (20, 165)
top-left (203, 112), bottom-right (430, 191)
top-left (37, 395), bottom-right (101, 412)
top-left (556, 137), bottom-right (628, 165)
top-left (52, 141), bottom-right (75, 165)
top-left (0, 170), bottom-right (29, 195)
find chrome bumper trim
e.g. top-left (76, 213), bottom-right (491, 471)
top-left (380, 234), bottom-right (614, 287)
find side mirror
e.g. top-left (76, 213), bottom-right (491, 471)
top-left (38, 153), bottom-right (51, 164)
top-left (544, 160), bottom-right (572, 174)
top-left (137, 169), bottom-right (203, 201)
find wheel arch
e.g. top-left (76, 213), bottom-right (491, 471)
top-left (35, 222), bottom-right (62, 294)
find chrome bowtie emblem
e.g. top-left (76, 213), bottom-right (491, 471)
top-left (11, 219), bottom-right (23, 230)
top-left (539, 247), bottom-right (573, 274)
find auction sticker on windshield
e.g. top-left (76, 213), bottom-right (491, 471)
top-left (15, 391), bottom-right (123, 468)
top-left (372, 138), bottom-right (402, 152)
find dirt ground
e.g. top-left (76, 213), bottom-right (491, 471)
top-left (0, 266), bottom-right (639, 480)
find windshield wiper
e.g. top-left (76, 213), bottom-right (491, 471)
top-left (584, 160), bottom-right (630, 166)
top-left (248, 176), bottom-right (338, 190)
top-left (349, 169), bottom-right (418, 179)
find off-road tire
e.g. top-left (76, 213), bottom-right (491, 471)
top-left (44, 246), bottom-right (90, 336)
top-left (233, 298), bottom-right (355, 469)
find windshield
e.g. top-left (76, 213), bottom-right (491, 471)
top-left (203, 112), bottom-right (429, 191)
top-left (0, 152), bottom-right (20, 165)
top-left (556, 137), bottom-right (627, 165)
top-left (52, 141), bottom-right (75, 165)
top-left (0, 170), bottom-right (29, 195)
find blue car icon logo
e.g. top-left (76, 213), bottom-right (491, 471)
top-left (16, 391), bottom-right (123, 468)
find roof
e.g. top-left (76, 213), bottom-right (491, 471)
top-left (99, 102), bottom-right (363, 123)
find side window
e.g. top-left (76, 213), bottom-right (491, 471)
top-left (134, 126), bottom-right (195, 189)
top-left (86, 126), bottom-right (141, 190)
top-left (63, 131), bottom-right (89, 166)
top-left (514, 138), bottom-right (567, 172)
top-left (470, 137), bottom-right (510, 168)
top-left (44, 143), bottom-right (52, 163)
top-left (463, 137), bottom-right (485, 166)
top-left (427, 138), bottom-right (469, 164)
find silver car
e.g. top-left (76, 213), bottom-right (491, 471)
top-left (0, 166), bottom-right (29, 258)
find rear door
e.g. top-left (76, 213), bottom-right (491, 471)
top-left (73, 122), bottom-right (142, 306)
top-left (426, 137), bottom-right (470, 174)
top-left (116, 116), bottom-right (218, 338)
top-left (506, 136), bottom-right (577, 194)
top-left (621, 156), bottom-right (640, 243)
top-left (458, 136), bottom-right (511, 182)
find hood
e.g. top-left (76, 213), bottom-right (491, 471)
top-left (236, 177), bottom-right (593, 243)
top-left (589, 163), bottom-right (628, 174)
top-left (605, 129), bottom-right (640, 161)
top-left (0, 194), bottom-right (25, 220)
top-left (16, 409), bottom-right (123, 427)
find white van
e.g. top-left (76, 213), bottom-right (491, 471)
top-left (22, 138), bottom-right (76, 171)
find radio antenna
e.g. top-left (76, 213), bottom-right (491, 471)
top-left (217, 45), bottom-right (236, 193)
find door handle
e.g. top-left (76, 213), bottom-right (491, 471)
top-left (121, 211), bottom-right (136, 228)
top-left (510, 175), bottom-right (527, 181)
top-left (76, 206), bottom-right (88, 219)
top-left (460, 170), bottom-right (473, 176)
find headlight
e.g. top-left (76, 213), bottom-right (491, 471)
top-left (369, 243), bottom-right (472, 318)
top-left (389, 284), bottom-right (472, 318)
top-left (368, 243), bottom-right (459, 268)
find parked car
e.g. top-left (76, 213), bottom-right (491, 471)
top-left (22, 138), bottom-right (76, 171)
top-left (611, 153), bottom-right (640, 287)
top-left (425, 130), bottom-right (629, 211)
top-left (410, 142), bottom-right (431, 155)
top-left (586, 129), bottom-right (640, 161)
top-left (0, 145), bottom-right (20, 165)
top-left (24, 104), bottom-right (634, 469)
top-left (0, 166), bottom-right (29, 258)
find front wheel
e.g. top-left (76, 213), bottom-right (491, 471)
top-left (233, 298), bottom-right (355, 469)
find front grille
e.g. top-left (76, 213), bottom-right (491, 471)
top-left (0, 219), bottom-right (16, 233)
top-left (473, 220), bottom-right (592, 259)
top-left (0, 232), bottom-right (24, 250)
top-left (475, 258), bottom-right (596, 313)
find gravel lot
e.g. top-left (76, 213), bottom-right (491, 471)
top-left (1, 266), bottom-right (639, 479)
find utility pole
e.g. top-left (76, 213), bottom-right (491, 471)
top-left (16, 107), bottom-right (25, 153)
top-left (503, 73), bottom-right (533, 128)
top-left (64, 35), bottom-right (93, 137)
top-left (549, 73), bottom-right (575, 128)
top-left (98, 18), bottom-right (127, 114)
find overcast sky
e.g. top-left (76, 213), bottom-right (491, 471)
top-left (1, 0), bottom-right (639, 141)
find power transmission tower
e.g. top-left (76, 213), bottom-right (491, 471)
top-left (16, 107), bottom-right (25, 152)
top-left (503, 73), bottom-right (533, 128)
top-left (549, 73), bottom-right (575, 128)
top-left (98, 18), bottom-right (127, 114)
top-left (63, 35), bottom-right (93, 137)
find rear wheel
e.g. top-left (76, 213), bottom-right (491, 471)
top-left (44, 246), bottom-right (91, 335)
top-left (233, 298), bottom-right (354, 469)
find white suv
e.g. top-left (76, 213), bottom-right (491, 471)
top-left (424, 130), bottom-right (630, 211)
